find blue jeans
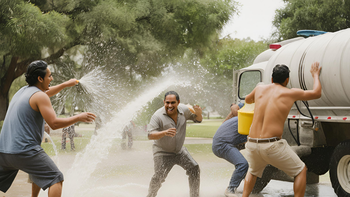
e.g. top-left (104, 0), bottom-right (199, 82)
top-left (212, 142), bottom-right (248, 189)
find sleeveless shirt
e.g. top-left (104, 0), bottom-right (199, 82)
top-left (0, 86), bottom-right (44, 154)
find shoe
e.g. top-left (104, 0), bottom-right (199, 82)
top-left (224, 187), bottom-right (238, 197)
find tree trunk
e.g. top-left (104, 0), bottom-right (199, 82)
top-left (0, 42), bottom-right (78, 121)
top-left (0, 93), bottom-right (9, 121)
top-left (0, 57), bottom-right (27, 121)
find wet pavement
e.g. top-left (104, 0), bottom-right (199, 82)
top-left (186, 137), bottom-right (338, 197)
top-left (0, 135), bottom-right (338, 197)
top-left (247, 180), bottom-right (336, 197)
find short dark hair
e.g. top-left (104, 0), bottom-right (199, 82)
top-left (25, 60), bottom-right (48, 86)
top-left (164, 91), bottom-right (180, 101)
top-left (272, 64), bottom-right (290, 84)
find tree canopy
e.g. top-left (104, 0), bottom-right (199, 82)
top-left (0, 0), bottom-right (238, 120)
top-left (273, 0), bottom-right (350, 40)
top-left (197, 38), bottom-right (267, 116)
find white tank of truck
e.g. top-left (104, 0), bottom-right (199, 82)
top-left (234, 28), bottom-right (350, 196)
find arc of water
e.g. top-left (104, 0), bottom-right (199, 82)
top-left (44, 132), bottom-right (60, 167)
top-left (62, 77), bottom-right (176, 197)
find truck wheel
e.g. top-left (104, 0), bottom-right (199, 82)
top-left (252, 165), bottom-right (278, 194)
top-left (330, 141), bottom-right (350, 197)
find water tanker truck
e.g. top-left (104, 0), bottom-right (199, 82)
top-left (233, 28), bottom-right (350, 196)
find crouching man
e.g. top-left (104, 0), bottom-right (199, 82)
top-left (147, 91), bottom-right (202, 197)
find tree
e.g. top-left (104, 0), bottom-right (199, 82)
top-left (168, 38), bottom-right (267, 118)
top-left (273, 0), bottom-right (350, 40)
top-left (0, 0), bottom-right (238, 120)
top-left (133, 38), bottom-right (267, 124)
top-left (198, 38), bottom-right (267, 116)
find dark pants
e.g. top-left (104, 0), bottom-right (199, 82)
top-left (147, 148), bottom-right (200, 197)
top-left (121, 129), bottom-right (133, 149)
top-left (61, 125), bottom-right (75, 150)
top-left (0, 148), bottom-right (63, 192)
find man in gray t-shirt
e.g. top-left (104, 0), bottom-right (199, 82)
top-left (147, 91), bottom-right (202, 197)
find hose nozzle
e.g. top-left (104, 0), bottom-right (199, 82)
top-left (76, 80), bottom-right (79, 83)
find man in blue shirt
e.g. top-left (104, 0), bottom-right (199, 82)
top-left (212, 103), bottom-right (247, 197)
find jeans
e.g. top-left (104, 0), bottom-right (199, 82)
top-left (212, 143), bottom-right (248, 189)
top-left (147, 147), bottom-right (200, 197)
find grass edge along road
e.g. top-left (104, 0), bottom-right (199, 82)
top-left (42, 119), bottom-right (224, 156)
top-left (186, 119), bottom-right (223, 138)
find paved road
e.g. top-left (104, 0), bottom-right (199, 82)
top-left (185, 137), bottom-right (337, 197)
top-left (0, 134), bottom-right (338, 197)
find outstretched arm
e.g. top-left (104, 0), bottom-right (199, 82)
top-left (193, 105), bottom-right (203, 122)
top-left (223, 104), bottom-right (240, 122)
top-left (293, 62), bottom-right (322, 101)
top-left (46, 79), bottom-right (78, 97)
top-left (30, 91), bottom-right (96, 130)
top-left (245, 87), bottom-right (256, 104)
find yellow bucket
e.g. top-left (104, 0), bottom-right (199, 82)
top-left (238, 103), bottom-right (254, 135)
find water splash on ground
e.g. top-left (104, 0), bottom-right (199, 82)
top-left (61, 75), bottom-right (181, 196)
top-left (44, 132), bottom-right (60, 166)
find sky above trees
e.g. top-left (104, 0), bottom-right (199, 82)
top-left (221, 0), bottom-right (286, 41)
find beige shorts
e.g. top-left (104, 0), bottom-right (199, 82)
top-left (245, 139), bottom-right (305, 178)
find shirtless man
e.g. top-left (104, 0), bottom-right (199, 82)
top-left (242, 62), bottom-right (322, 197)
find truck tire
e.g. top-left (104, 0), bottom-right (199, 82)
top-left (252, 165), bottom-right (278, 194)
top-left (330, 140), bottom-right (350, 197)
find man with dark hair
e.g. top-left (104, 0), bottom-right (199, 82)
top-left (272, 64), bottom-right (290, 84)
top-left (147, 91), bottom-right (202, 197)
top-left (164, 90), bottom-right (180, 101)
top-left (212, 103), bottom-right (246, 197)
top-left (0, 60), bottom-right (96, 197)
top-left (242, 62), bottom-right (322, 197)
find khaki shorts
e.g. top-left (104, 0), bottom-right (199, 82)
top-left (245, 139), bottom-right (305, 178)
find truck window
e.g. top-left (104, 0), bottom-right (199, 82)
top-left (238, 71), bottom-right (261, 99)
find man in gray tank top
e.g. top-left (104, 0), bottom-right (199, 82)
top-left (0, 60), bottom-right (96, 197)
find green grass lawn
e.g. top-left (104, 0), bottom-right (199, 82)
top-left (186, 119), bottom-right (223, 138)
top-left (42, 126), bottom-right (95, 156)
top-left (42, 119), bottom-right (224, 155)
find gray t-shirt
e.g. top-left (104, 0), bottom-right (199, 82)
top-left (148, 104), bottom-right (199, 156)
top-left (0, 86), bottom-right (44, 154)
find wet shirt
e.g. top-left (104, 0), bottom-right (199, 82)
top-left (0, 86), bottom-right (44, 154)
top-left (212, 117), bottom-right (247, 148)
top-left (148, 104), bottom-right (199, 156)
